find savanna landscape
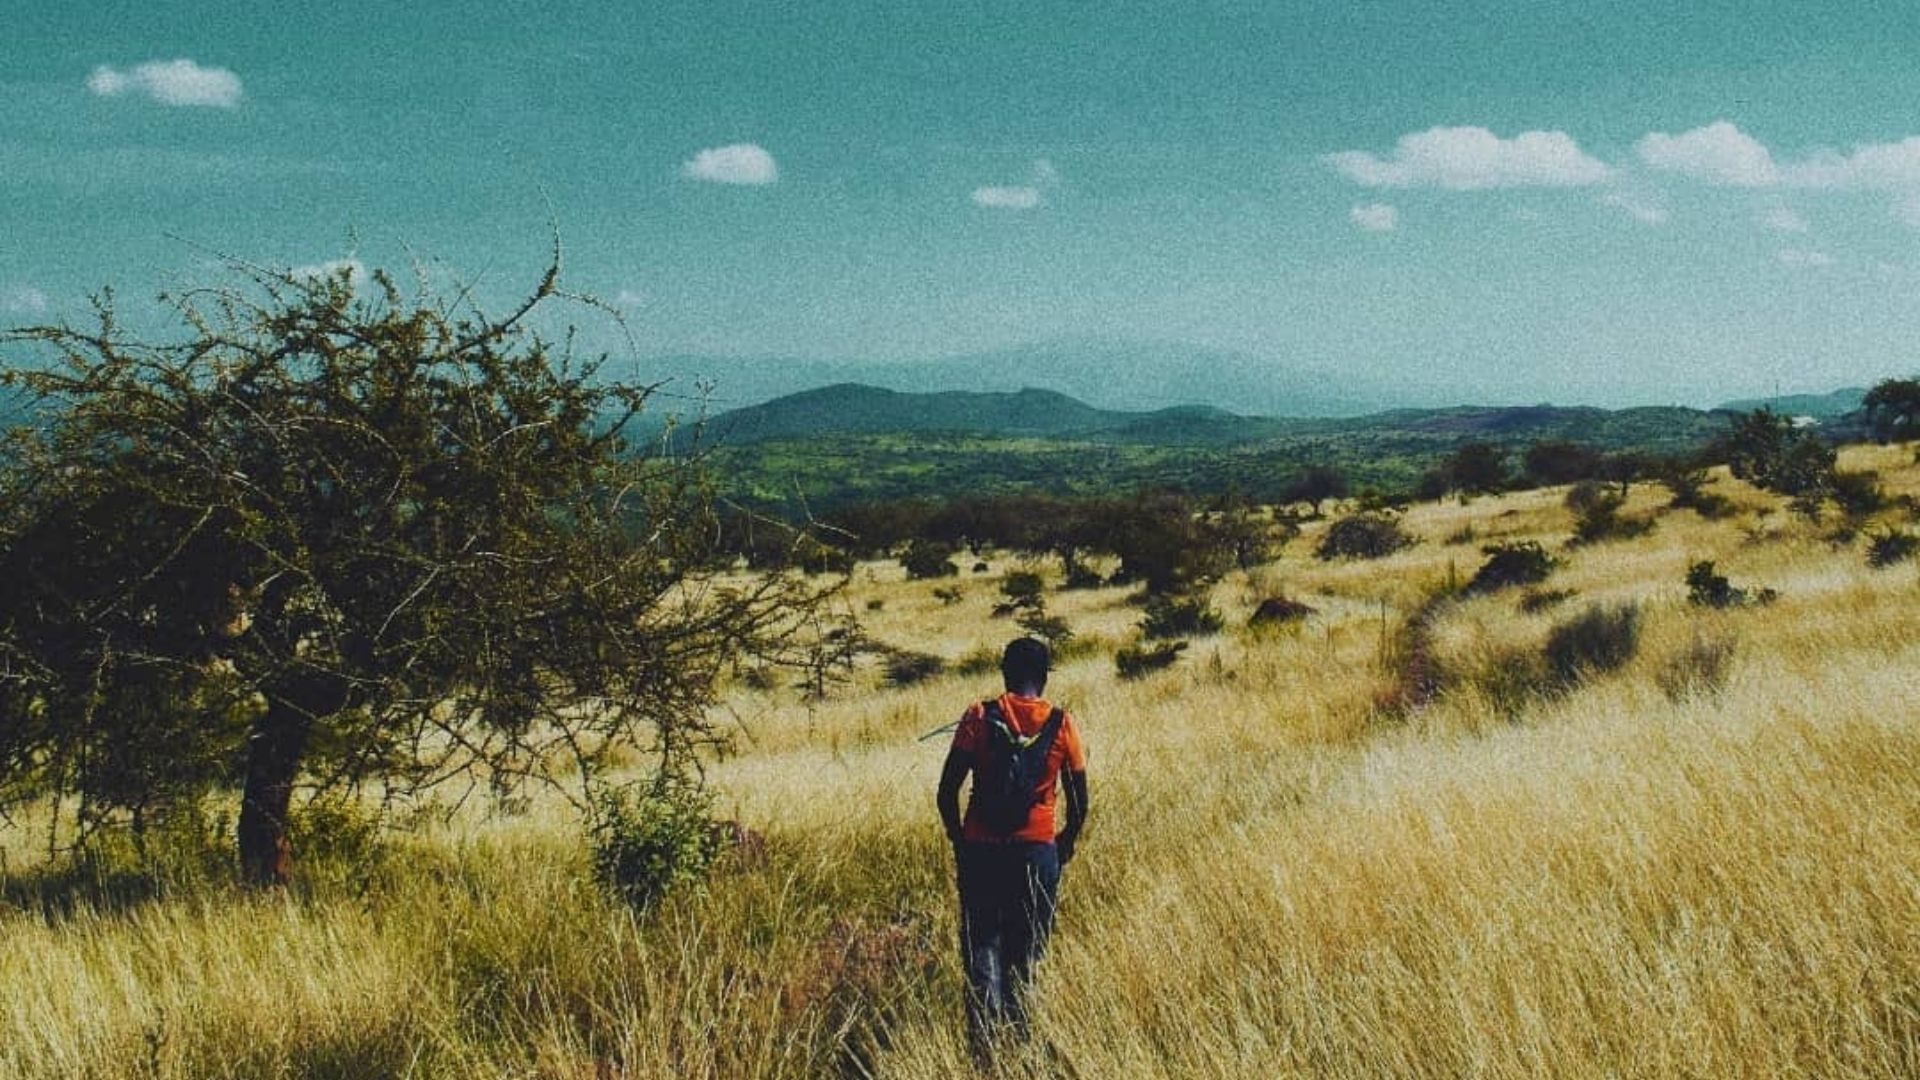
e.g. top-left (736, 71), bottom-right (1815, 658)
top-left (1, 286), bottom-right (1915, 1075)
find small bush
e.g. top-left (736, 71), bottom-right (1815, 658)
top-left (1115, 640), bottom-right (1187, 680)
top-left (931, 585), bottom-right (963, 606)
top-left (1317, 513), bottom-right (1414, 560)
top-left (1544, 602), bottom-right (1641, 683)
top-left (864, 598), bottom-right (885, 612)
top-left (1570, 491), bottom-right (1652, 545)
top-left (1465, 541), bottom-right (1556, 595)
top-left (1685, 560), bottom-right (1775, 608)
top-left (1518, 587), bottom-right (1577, 614)
top-left (1015, 609), bottom-right (1074, 648)
top-left (1141, 594), bottom-right (1224, 639)
top-left (972, 561), bottom-right (991, 574)
top-left (1249, 595), bottom-right (1316, 627)
top-left (1656, 633), bottom-right (1737, 702)
top-left (882, 649), bottom-right (946, 687)
top-left (899, 540), bottom-right (959, 580)
top-left (1866, 529), bottom-right (1919, 568)
top-left (954, 643), bottom-right (999, 677)
top-left (1000, 570), bottom-right (1047, 610)
top-left (588, 777), bottom-right (722, 909)
top-left (1445, 522), bottom-right (1479, 545)
top-left (1063, 564), bottom-right (1104, 590)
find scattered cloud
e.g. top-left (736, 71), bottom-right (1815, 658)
top-left (1760, 205), bottom-right (1808, 233)
top-left (1349, 203), bottom-right (1398, 232)
top-left (971, 185), bottom-right (1043, 210)
top-left (1325, 126), bottom-right (1611, 189)
top-left (1776, 248), bottom-right (1834, 268)
top-left (2, 285), bottom-right (50, 314)
top-left (682, 143), bottom-right (778, 185)
top-left (970, 159), bottom-right (1061, 211)
top-left (1601, 191), bottom-right (1668, 225)
top-left (1637, 121), bottom-right (1777, 186)
top-left (87, 59), bottom-right (243, 108)
top-left (614, 288), bottom-right (650, 307)
top-left (290, 259), bottom-right (366, 288)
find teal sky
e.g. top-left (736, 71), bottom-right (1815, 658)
top-left (8, 1), bottom-right (1920, 406)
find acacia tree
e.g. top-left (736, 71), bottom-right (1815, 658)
top-left (0, 259), bottom-right (838, 885)
top-left (1863, 377), bottom-right (1920, 443)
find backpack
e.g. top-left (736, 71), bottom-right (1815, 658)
top-left (973, 699), bottom-right (1065, 835)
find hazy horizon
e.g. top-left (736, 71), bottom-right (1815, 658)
top-left (8, 3), bottom-right (1920, 408)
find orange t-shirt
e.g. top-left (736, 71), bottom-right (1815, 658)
top-left (951, 692), bottom-right (1086, 843)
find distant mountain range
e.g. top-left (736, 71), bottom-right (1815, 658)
top-left (1715, 387), bottom-right (1868, 418)
top-left (638, 339), bottom-right (1414, 419)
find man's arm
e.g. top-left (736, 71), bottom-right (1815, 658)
top-left (936, 748), bottom-right (970, 846)
top-left (1057, 769), bottom-right (1088, 864)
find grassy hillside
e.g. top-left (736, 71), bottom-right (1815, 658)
top-left (2, 446), bottom-right (1916, 1077)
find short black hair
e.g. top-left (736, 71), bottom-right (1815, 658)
top-left (1000, 636), bottom-right (1050, 692)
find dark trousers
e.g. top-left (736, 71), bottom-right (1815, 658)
top-left (956, 840), bottom-right (1061, 1049)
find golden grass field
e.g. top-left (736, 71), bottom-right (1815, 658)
top-left (2, 446), bottom-right (1917, 1078)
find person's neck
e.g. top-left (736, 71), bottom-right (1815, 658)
top-left (1007, 687), bottom-right (1044, 700)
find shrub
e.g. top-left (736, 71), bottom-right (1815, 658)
top-left (1141, 594), bottom-right (1224, 639)
top-left (1544, 602), bottom-right (1641, 683)
top-left (1518, 587), bottom-right (1577, 614)
top-left (1685, 560), bottom-right (1775, 608)
top-left (1317, 513), bottom-right (1414, 560)
top-left (900, 540), bottom-right (960, 580)
top-left (864, 598), bottom-right (885, 612)
top-left (1115, 640), bottom-right (1187, 680)
top-left (1062, 564), bottom-right (1105, 590)
top-left (1656, 633), bottom-right (1737, 702)
top-left (1829, 470), bottom-right (1887, 520)
top-left (882, 650), bottom-right (946, 687)
top-left (1569, 489), bottom-right (1652, 545)
top-left (1015, 609), bottom-right (1074, 648)
top-left (1000, 570), bottom-right (1047, 610)
top-left (1249, 596), bottom-right (1316, 627)
top-left (931, 585), bottom-right (963, 606)
top-left (588, 777), bottom-right (722, 909)
top-left (954, 643), bottom-right (999, 677)
top-left (1866, 530), bottom-right (1920, 568)
top-left (1465, 541), bottom-right (1556, 595)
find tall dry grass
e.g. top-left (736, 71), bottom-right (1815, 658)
top-left (2, 452), bottom-right (1916, 1077)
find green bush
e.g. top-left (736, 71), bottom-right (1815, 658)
top-left (1000, 570), bottom-right (1047, 609)
top-left (1544, 602), bottom-right (1641, 683)
top-left (588, 777), bottom-right (722, 909)
top-left (1115, 641), bottom-right (1187, 680)
top-left (953, 643), bottom-right (999, 677)
top-left (1316, 513), bottom-right (1414, 560)
top-left (882, 649), bottom-right (946, 687)
top-left (1015, 609), bottom-right (1074, 648)
top-left (1141, 594), bottom-right (1224, 639)
top-left (1867, 530), bottom-right (1919, 568)
top-left (1464, 541), bottom-right (1556, 595)
top-left (899, 540), bottom-right (959, 580)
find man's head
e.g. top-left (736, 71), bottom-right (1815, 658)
top-left (1001, 636), bottom-right (1050, 695)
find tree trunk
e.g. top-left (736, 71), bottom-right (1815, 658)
top-left (236, 697), bottom-right (316, 888)
top-left (239, 672), bottom-right (347, 883)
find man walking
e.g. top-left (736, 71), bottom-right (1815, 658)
top-left (936, 636), bottom-right (1089, 1060)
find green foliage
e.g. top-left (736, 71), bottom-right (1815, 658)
top-left (1141, 594), bottom-right (1224, 640)
top-left (1544, 603), bottom-right (1642, 683)
top-left (1829, 470), bottom-right (1887, 521)
top-left (881, 649), bottom-right (947, 688)
top-left (1685, 560), bottom-right (1777, 608)
top-left (1866, 529), bottom-right (1919, 568)
top-left (1015, 609), bottom-right (1074, 649)
top-left (1518, 587), bottom-right (1577, 614)
top-left (899, 539), bottom-right (960, 580)
top-left (1443, 441), bottom-right (1510, 495)
top-left (587, 776), bottom-right (722, 910)
top-left (1115, 640), bottom-right (1187, 680)
top-left (0, 257), bottom-right (837, 882)
top-left (999, 570), bottom-right (1047, 609)
top-left (1464, 541), bottom-right (1557, 595)
top-left (1720, 408), bottom-right (1836, 499)
top-left (1659, 461), bottom-right (1733, 519)
top-left (1863, 376), bottom-right (1920, 443)
top-left (1317, 513), bottom-right (1414, 560)
top-left (1567, 484), bottom-right (1652, 545)
top-left (1522, 440), bottom-right (1604, 487)
top-left (1283, 464), bottom-right (1349, 514)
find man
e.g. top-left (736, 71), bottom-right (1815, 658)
top-left (936, 636), bottom-right (1089, 1057)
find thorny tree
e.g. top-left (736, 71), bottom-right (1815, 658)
top-left (0, 258), bottom-right (844, 886)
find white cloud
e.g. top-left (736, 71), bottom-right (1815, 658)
top-left (1601, 191), bottom-right (1668, 225)
top-left (682, 143), bottom-right (778, 185)
top-left (970, 159), bottom-right (1061, 211)
top-left (2, 285), bottom-right (50, 314)
top-left (87, 59), bottom-right (243, 108)
top-left (1325, 126), bottom-right (1611, 189)
top-left (290, 259), bottom-right (366, 288)
top-left (1636, 121), bottom-right (1777, 186)
top-left (1349, 203), bottom-right (1398, 231)
top-left (614, 288), bottom-right (650, 307)
top-left (1776, 248), bottom-right (1834, 268)
top-left (1760, 205), bottom-right (1808, 232)
top-left (971, 185), bottom-right (1042, 210)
